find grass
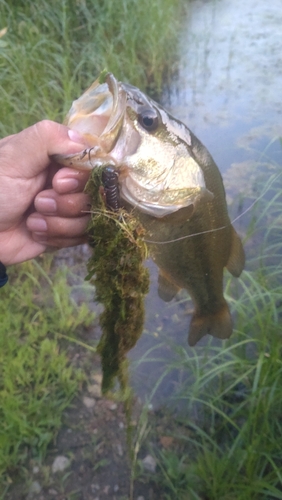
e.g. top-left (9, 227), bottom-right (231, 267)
top-left (2, 1), bottom-right (281, 498)
top-left (132, 163), bottom-right (282, 499)
top-left (0, 0), bottom-right (183, 137)
top-left (0, 0), bottom-right (187, 495)
top-left (0, 258), bottom-right (95, 492)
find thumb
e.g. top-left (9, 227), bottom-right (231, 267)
top-left (0, 120), bottom-right (86, 179)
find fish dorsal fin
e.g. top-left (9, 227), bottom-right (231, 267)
top-left (157, 270), bottom-right (180, 302)
top-left (226, 226), bottom-right (245, 278)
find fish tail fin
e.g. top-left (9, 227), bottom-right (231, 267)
top-left (188, 301), bottom-right (233, 347)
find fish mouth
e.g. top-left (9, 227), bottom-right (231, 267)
top-left (54, 72), bottom-right (213, 218)
top-left (65, 73), bottom-right (127, 153)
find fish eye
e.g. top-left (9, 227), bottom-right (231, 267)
top-left (138, 109), bottom-right (159, 131)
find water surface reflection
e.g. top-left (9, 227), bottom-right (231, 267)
top-left (129, 0), bottom-right (282, 404)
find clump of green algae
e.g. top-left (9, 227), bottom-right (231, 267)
top-left (85, 166), bottom-right (150, 394)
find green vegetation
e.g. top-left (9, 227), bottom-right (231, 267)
top-left (2, 0), bottom-right (281, 499)
top-left (0, 259), bottom-right (94, 483)
top-left (85, 167), bottom-right (150, 394)
top-left (0, 0), bottom-right (182, 138)
top-left (133, 166), bottom-right (282, 499)
top-left (0, 0), bottom-right (186, 495)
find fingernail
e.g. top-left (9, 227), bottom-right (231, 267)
top-left (35, 196), bottom-right (57, 214)
top-left (27, 217), bottom-right (47, 232)
top-left (68, 129), bottom-right (85, 144)
top-left (56, 178), bottom-right (79, 193)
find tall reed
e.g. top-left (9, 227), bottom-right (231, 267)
top-left (138, 162), bottom-right (282, 499)
top-left (0, 0), bottom-right (183, 136)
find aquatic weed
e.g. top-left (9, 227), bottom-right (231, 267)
top-left (85, 166), bottom-right (150, 394)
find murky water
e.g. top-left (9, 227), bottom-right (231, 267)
top-left (128, 0), bottom-right (282, 404)
top-left (165, 0), bottom-right (282, 170)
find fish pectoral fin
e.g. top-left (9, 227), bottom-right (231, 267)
top-left (188, 301), bottom-right (233, 347)
top-left (157, 271), bottom-right (180, 302)
top-left (226, 226), bottom-right (245, 278)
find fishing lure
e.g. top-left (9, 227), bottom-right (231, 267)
top-left (101, 166), bottom-right (120, 212)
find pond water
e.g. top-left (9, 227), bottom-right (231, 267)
top-left (128, 0), bottom-right (282, 404)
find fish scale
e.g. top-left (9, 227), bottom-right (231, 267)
top-left (53, 72), bottom-right (245, 346)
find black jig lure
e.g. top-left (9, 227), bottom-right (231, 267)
top-left (101, 166), bottom-right (120, 212)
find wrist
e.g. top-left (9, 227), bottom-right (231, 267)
top-left (0, 261), bottom-right (8, 287)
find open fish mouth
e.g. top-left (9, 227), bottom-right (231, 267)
top-left (64, 73), bottom-right (127, 153)
top-left (53, 72), bottom-right (213, 218)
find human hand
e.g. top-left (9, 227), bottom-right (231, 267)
top-left (0, 120), bottom-right (91, 266)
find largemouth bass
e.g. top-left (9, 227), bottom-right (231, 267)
top-left (54, 72), bottom-right (245, 346)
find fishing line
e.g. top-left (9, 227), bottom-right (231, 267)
top-left (143, 171), bottom-right (282, 245)
top-left (82, 171), bottom-right (281, 245)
